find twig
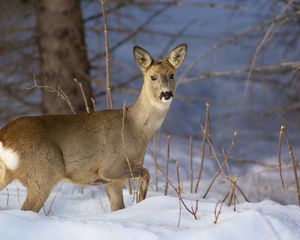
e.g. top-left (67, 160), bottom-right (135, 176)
top-left (14, 182), bottom-right (20, 204)
top-left (189, 136), bottom-right (193, 193)
top-left (176, 161), bottom-right (182, 227)
top-left (91, 97), bottom-right (97, 111)
top-left (28, 73), bottom-right (76, 114)
top-left (179, 11), bottom-right (300, 84)
top-left (154, 136), bottom-right (159, 191)
top-left (176, 161), bottom-right (181, 193)
top-left (100, 0), bottom-right (114, 109)
top-left (6, 188), bottom-right (9, 206)
top-left (197, 122), bottom-right (231, 189)
top-left (164, 135), bottom-right (171, 196)
top-left (91, 6), bottom-right (169, 63)
top-left (194, 103), bottom-right (210, 193)
top-left (47, 184), bottom-right (62, 215)
top-left (148, 147), bottom-right (198, 220)
top-left (121, 102), bottom-right (138, 199)
top-left (245, 0), bottom-right (295, 94)
top-left (227, 177), bottom-right (250, 203)
top-left (203, 131), bottom-right (237, 198)
top-left (128, 179), bottom-right (133, 195)
top-left (74, 78), bottom-right (90, 113)
top-left (214, 200), bottom-right (224, 224)
top-left (228, 176), bottom-right (238, 206)
top-left (281, 125), bottom-right (300, 206)
top-left (278, 125), bottom-right (285, 188)
top-left (183, 61), bottom-right (300, 84)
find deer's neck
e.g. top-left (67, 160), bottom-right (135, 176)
top-left (128, 85), bottom-right (171, 141)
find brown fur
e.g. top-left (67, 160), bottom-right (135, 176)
top-left (0, 44), bottom-right (187, 212)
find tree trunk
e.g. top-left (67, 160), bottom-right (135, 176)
top-left (35, 0), bottom-right (93, 114)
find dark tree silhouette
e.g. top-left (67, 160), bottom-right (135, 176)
top-left (35, 0), bottom-right (92, 114)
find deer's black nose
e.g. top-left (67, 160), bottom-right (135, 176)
top-left (160, 91), bottom-right (173, 100)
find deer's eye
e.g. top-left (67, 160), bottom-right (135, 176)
top-left (151, 75), bottom-right (157, 81)
top-left (170, 74), bottom-right (174, 79)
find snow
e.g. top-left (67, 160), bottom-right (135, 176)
top-left (1, 181), bottom-right (300, 240)
top-left (1, 135), bottom-right (300, 240)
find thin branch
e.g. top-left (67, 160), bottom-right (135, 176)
top-left (183, 61), bottom-right (300, 84)
top-left (281, 125), bottom-right (300, 206)
top-left (189, 136), bottom-right (193, 194)
top-left (194, 103), bottom-right (210, 193)
top-left (176, 161), bottom-right (182, 227)
top-left (164, 135), bottom-right (171, 196)
top-left (100, 0), bottom-right (114, 109)
top-left (278, 125), bottom-right (285, 189)
top-left (91, 6), bottom-right (169, 62)
top-left (27, 74), bottom-right (76, 114)
top-left (245, 0), bottom-right (295, 94)
top-left (74, 78), bottom-right (90, 113)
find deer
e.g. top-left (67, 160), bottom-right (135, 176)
top-left (0, 43), bottom-right (187, 212)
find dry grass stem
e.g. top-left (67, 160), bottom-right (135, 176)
top-left (278, 125), bottom-right (285, 189)
top-left (28, 74), bottom-right (76, 114)
top-left (148, 147), bottom-right (198, 220)
top-left (245, 0), bottom-right (295, 94)
top-left (176, 161), bottom-right (181, 193)
top-left (203, 131), bottom-right (237, 198)
top-left (121, 103), bottom-right (138, 199)
top-left (6, 188), bottom-right (9, 206)
top-left (14, 182), bottom-right (20, 204)
top-left (228, 176), bottom-right (238, 207)
top-left (176, 161), bottom-right (182, 227)
top-left (194, 103), bottom-right (210, 193)
top-left (100, 0), bottom-right (114, 109)
top-left (128, 179), bottom-right (133, 195)
top-left (164, 135), bottom-right (171, 196)
top-left (214, 200), bottom-right (224, 224)
top-left (189, 136), bottom-right (193, 193)
top-left (47, 184), bottom-right (62, 215)
top-left (91, 97), bottom-right (97, 111)
top-left (74, 78), bottom-right (90, 113)
top-left (227, 177), bottom-right (250, 202)
top-left (281, 125), bottom-right (300, 206)
top-left (154, 136), bottom-right (159, 191)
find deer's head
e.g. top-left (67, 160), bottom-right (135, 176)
top-left (133, 44), bottom-right (187, 109)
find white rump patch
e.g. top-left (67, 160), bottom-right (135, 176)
top-left (0, 141), bottom-right (19, 170)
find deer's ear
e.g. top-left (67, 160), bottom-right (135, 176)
top-left (133, 46), bottom-right (153, 70)
top-left (166, 43), bottom-right (188, 68)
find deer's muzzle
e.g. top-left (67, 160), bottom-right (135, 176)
top-left (160, 91), bottom-right (173, 101)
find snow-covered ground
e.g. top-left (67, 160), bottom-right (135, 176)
top-left (1, 136), bottom-right (300, 240)
top-left (1, 182), bottom-right (300, 240)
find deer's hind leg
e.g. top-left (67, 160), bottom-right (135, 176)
top-left (21, 183), bottom-right (52, 212)
top-left (0, 162), bottom-right (13, 191)
top-left (21, 167), bottom-right (64, 212)
top-left (19, 144), bottom-right (66, 212)
top-left (138, 168), bottom-right (150, 202)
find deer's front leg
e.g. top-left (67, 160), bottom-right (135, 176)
top-left (105, 180), bottom-right (126, 211)
top-left (124, 166), bottom-right (150, 202)
top-left (137, 168), bottom-right (150, 202)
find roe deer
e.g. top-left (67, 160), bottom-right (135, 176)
top-left (0, 44), bottom-right (187, 212)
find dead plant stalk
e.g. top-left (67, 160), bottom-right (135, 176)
top-left (194, 102), bottom-right (210, 193)
top-left (189, 136), bottom-right (193, 193)
top-left (148, 146), bottom-right (198, 220)
top-left (164, 135), bottom-right (171, 196)
top-left (100, 0), bottom-right (114, 109)
top-left (281, 125), bottom-right (300, 206)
